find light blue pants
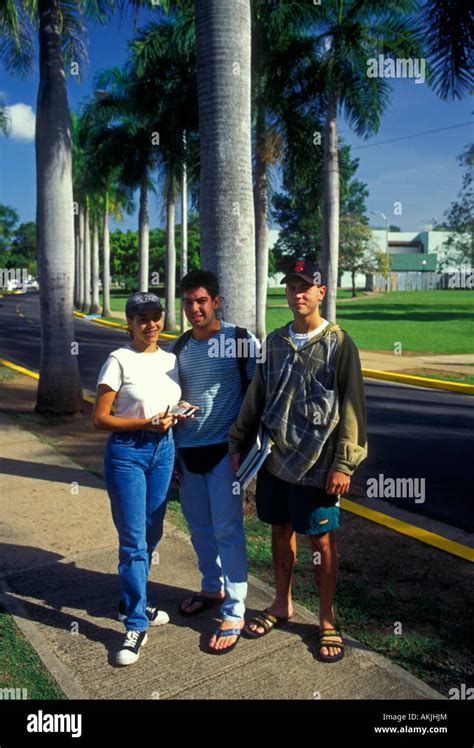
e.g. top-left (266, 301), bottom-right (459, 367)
top-left (177, 452), bottom-right (247, 621)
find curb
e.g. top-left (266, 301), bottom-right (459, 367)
top-left (362, 368), bottom-right (474, 395)
top-left (0, 576), bottom-right (86, 699)
top-left (0, 358), bottom-right (95, 405)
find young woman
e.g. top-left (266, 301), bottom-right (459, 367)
top-left (93, 292), bottom-right (195, 666)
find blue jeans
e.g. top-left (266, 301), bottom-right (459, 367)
top-left (104, 429), bottom-right (175, 631)
top-left (177, 451), bottom-right (247, 621)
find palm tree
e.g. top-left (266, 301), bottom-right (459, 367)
top-left (0, 0), bottom-right (156, 413)
top-left (74, 104), bottom-right (134, 316)
top-left (82, 196), bottom-right (92, 312)
top-left (85, 68), bottom-right (163, 295)
top-left (73, 210), bottom-right (80, 306)
top-left (71, 112), bottom-right (91, 313)
top-left (77, 204), bottom-right (85, 308)
top-left (194, 0), bottom-right (255, 331)
top-left (251, 1), bottom-right (319, 338)
top-left (90, 207), bottom-right (101, 313)
top-left (90, 16), bottom-right (198, 330)
top-left (180, 130), bottom-right (189, 332)
top-left (267, 0), bottom-right (471, 323)
top-left (0, 0), bottom-right (114, 413)
top-left (29, 0), bottom-right (87, 412)
top-left (71, 112), bottom-right (85, 309)
top-left (102, 190), bottom-right (112, 317)
top-left (100, 182), bottom-right (133, 317)
top-left (309, 0), bottom-right (420, 323)
top-left (164, 175), bottom-right (178, 330)
top-left (131, 16), bottom-right (198, 329)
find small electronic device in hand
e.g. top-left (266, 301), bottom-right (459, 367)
top-left (170, 404), bottom-right (199, 417)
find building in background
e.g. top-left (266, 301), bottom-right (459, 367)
top-left (268, 228), bottom-right (472, 291)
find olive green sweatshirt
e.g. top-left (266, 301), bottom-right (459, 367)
top-left (228, 321), bottom-right (368, 488)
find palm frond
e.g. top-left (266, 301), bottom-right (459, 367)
top-left (415, 0), bottom-right (473, 100)
top-left (59, 0), bottom-right (88, 76)
top-left (0, 0), bottom-right (37, 78)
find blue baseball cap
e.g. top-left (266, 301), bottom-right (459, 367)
top-left (125, 292), bottom-right (165, 318)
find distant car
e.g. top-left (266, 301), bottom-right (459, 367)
top-left (25, 279), bottom-right (39, 290)
top-left (5, 278), bottom-right (24, 292)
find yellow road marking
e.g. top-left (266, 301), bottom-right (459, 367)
top-left (362, 368), bottom-right (474, 395)
top-left (341, 497), bottom-right (473, 562)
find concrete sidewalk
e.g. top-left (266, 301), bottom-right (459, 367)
top-left (0, 412), bottom-right (443, 700)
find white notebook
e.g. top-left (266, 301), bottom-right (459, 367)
top-left (235, 424), bottom-right (272, 490)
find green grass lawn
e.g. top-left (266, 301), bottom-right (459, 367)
top-left (0, 364), bottom-right (15, 382)
top-left (267, 290), bottom-right (474, 353)
top-left (0, 604), bottom-right (65, 699)
top-left (87, 289), bottom-right (474, 354)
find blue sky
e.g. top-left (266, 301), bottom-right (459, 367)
top-left (1, 9), bottom-right (472, 235)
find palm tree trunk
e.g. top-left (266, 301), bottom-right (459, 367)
top-left (321, 89), bottom-right (340, 323)
top-left (165, 183), bottom-right (177, 331)
top-left (138, 171), bottom-right (149, 293)
top-left (180, 131), bottom-right (189, 333)
top-left (102, 191), bottom-right (112, 318)
top-left (195, 0), bottom-right (256, 331)
top-left (255, 104), bottom-right (269, 339)
top-left (73, 211), bottom-right (79, 307)
top-left (90, 211), bottom-right (101, 313)
top-left (78, 203), bottom-right (85, 309)
top-left (82, 199), bottom-right (91, 312)
top-left (35, 0), bottom-right (82, 414)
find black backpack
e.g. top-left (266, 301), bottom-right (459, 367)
top-left (172, 326), bottom-right (251, 394)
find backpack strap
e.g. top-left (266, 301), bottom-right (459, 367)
top-left (331, 323), bottom-right (346, 346)
top-left (172, 329), bottom-right (193, 359)
top-left (331, 324), bottom-right (349, 390)
top-left (235, 326), bottom-right (251, 394)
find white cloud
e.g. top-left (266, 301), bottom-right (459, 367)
top-left (5, 103), bottom-right (36, 141)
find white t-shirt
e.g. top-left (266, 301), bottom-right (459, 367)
top-left (97, 344), bottom-right (182, 419)
top-left (289, 319), bottom-right (329, 349)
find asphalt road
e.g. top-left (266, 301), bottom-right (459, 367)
top-left (1, 291), bottom-right (473, 533)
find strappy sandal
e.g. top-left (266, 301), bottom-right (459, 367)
top-left (243, 608), bottom-right (292, 639)
top-left (179, 593), bottom-right (222, 617)
top-left (208, 626), bottom-right (243, 655)
top-left (317, 627), bottom-right (345, 663)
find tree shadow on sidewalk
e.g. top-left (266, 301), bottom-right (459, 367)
top-left (0, 456), bottom-right (104, 489)
top-left (0, 543), bottom-right (360, 667)
top-left (0, 544), bottom-right (305, 664)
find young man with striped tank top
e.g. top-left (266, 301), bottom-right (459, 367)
top-left (169, 270), bottom-right (258, 654)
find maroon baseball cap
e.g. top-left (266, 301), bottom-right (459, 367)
top-left (281, 260), bottom-right (324, 286)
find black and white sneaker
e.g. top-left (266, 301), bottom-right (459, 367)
top-left (115, 630), bottom-right (148, 666)
top-left (118, 601), bottom-right (170, 627)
